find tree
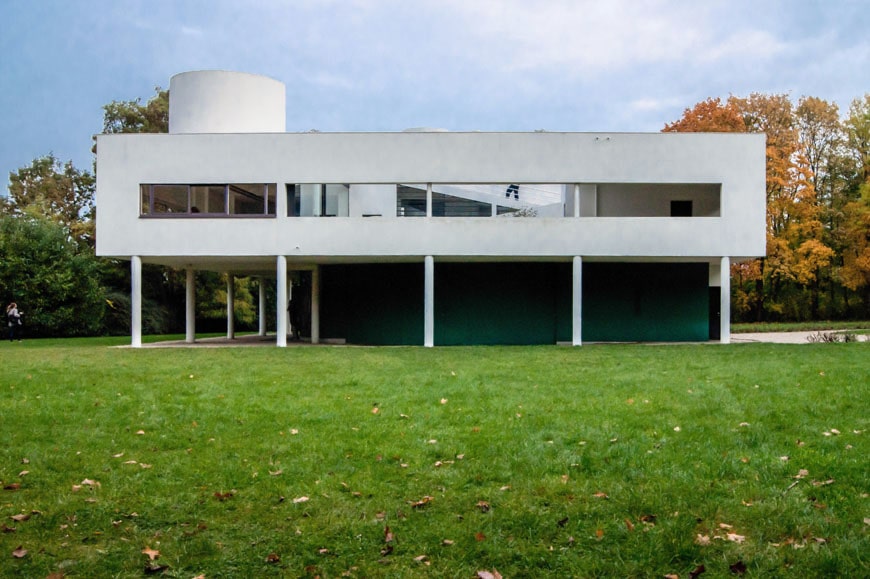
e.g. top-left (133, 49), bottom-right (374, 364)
top-left (662, 97), bottom-right (746, 133)
top-left (0, 215), bottom-right (104, 337)
top-left (4, 154), bottom-right (95, 247)
top-left (101, 88), bottom-right (169, 134)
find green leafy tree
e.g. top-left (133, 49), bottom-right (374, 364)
top-left (0, 215), bottom-right (104, 337)
top-left (3, 154), bottom-right (95, 247)
top-left (101, 88), bottom-right (169, 134)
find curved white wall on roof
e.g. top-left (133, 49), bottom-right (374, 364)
top-left (168, 70), bottom-right (285, 134)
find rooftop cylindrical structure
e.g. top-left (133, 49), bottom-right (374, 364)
top-left (168, 70), bottom-right (286, 134)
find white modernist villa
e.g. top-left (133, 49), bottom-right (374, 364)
top-left (95, 70), bottom-right (766, 347)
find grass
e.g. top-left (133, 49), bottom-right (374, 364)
top-left (1, 339), bottom-right (867, 577)
top-left (732, 320), bottom-right (870, 333)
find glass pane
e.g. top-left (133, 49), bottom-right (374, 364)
top-left (152, 185), bottom-right (188, 213)
top-left (229, 183), bottom-right (264, 215)
top-left (140, 185), bottom-right (150, 214)
top-left (432, 190), bottom-right (491, 217)
top-left (324, 184), bottom-right (349, 216)
top-left (397, 184), bottom-right (427, 217)
top-left (190, 185), bottom-right (226, 214)
top-left (266, 184), bottom-right (277, 215)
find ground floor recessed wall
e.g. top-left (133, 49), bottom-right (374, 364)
top-left (318, 262), bottom-right (711, 345)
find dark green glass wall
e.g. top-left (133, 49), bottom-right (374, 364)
top-left (582, 263), bottom-right (709, 342)
top-left (320, 262), bottom-right (709, 345)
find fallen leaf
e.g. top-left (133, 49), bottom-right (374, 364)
top-left (475, 532), bottom-right (486, 542)
top-left (476, 570), bottom-right (502, 579)
top-left (380, 544), bottom-right (393, 556)
top-left (371, 407), bottom-right (380, 414)
top-left (795, 469), bottom-right (809, 479)
top-left (673, 426), bottom-right (681, 432)
top-left (739, 422), bottom-right (750, 427)
top-left (292, 496), bottom-right (310, 504)
top-left (414, 554), bottom-right (429, 563)
top-left (440, 398), bottom-right (448, 404)
top-left (427, 439), bottom-right (437, 444)
top-left (811, 479), bottom-right (835, 487)
top-left (213, 491), bottom-right (234, 501)
top-left (384, 526), bottom-right (394, 543)
top-left (3, 483), bottom-right (21, 491)
top-left (139, 463), bottom-right (152, 469)
top-left (442, 539), bottom-right (454, 546)
top-left (318, 548), bottom-right (330, 554)
top-left (269, 470), bottom-right (283, 476)
top-left (81, 479), bottom-right (100, 487)
top-left (830, 429), bottom-right (840, 435)
top-left (718, 523), bottom-right (733, 530)
top-left (21, 458), bottom-right (29, 464)
top-left (595, 528), bottom-right (604, 539)
top-left (740, 457), bottom-right (750, 464)
top-left (557, 517), bottom-right (569, 527)
top-left (456, 454), bottom-right (465, 460)
top-left (10, 514), bottom-right (30, 522)
top-left (400, 414), bottom-right (410, 419)
top-left (779, 456), bottom-right (789, 461)
top-left (561, 474), bottom-right (569, 484)
top-left (112, 453), bottom-right (124, 458)
top-left (499, 485), bottom-right (511, 492)
top-left (476, 501), bottom-right (491, 513)
top-left (624, 518), bottom-right (635, 531)
top-left (726, 533), bottom-right (746, 543)
top-left (12, 545), bottom-right (27, 558)
top-left (136, 430), bottom-right (145, 435)
top-left (689, 564), bottom-right (706, 578)
top-left (123, 460), bottom-right (138, 465)
top-left (695, 534), bottom-right (711, 546)
top-left (1, 524), bottom-right (15, 533)
top-left (411, 496), bottom-right (433, 508)
top-left (142, 546), bottom-right (160, 560)
top-left (664, 574), bottom-right (679, 579)
top-left (593, 492), bottom-right (609, 499)
top-left (18, 471), bottom-right (29, 477)
top-left (290, 429), bottom-right (299, 435)
top-left (144, 563), bottom-right (169, 574)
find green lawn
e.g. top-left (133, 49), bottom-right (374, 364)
top-left (1, 339), bottom-right (867, 577)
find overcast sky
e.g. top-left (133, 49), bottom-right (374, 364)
top-left (1, 0), bottom-right (867, 193)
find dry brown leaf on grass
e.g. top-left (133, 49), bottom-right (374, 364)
top-left (292, 496), bottom-right (310, 504)
top-left (410, 496), bottom-right (433, 508)
top-left (593, 491), bottom-right (609, 499)
top-left (726, 533), bottom-right (746, 543)
top-left (476, 501), bottom-right (491, 513)
top-left (11, 545), bottom-right (27, 558)
top-left (689, 564), bottom-right (706, 578)
top-left (10, 514), bottom-right (30, 522)
top-left (477, 570), bottom-right (502, 579)
top-left (384, 526), bottom-right (394, 543)
top-left (3, 483), bottom-right (21, 491)
top-left (142, 546), bottom-right (160, 560)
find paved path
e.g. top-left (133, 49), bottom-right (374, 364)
top-left (732, 330), bottom-right (867, 344)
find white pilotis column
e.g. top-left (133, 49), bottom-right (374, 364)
top-left (131, 256), bottom-right (142, 348)
top-left (185, 267), bottom-right (195, 343)
top-left (426, 183), bottom-right (433, 217)
top-left (573, 184), bottom-right (580, 218)
top-left (720, 257), bottom-right (731, 344)
top-left (258, 277), bottom-right (266, 337)
top-left (311, 265), bottom-right (320, 344)
top-left (572, 256), bottom-right (583, 346)
top-left (424, 255), bottom-right (434, 347)
top-left (276, 256), bottom-right (287, 347)
top-left (226, 274), bottom-right (235, 340)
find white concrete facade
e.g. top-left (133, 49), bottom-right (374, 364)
top-left (95, 71), bottom-right (766, 346)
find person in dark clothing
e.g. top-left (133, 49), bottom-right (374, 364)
top-left (6, 302), bottom-right (22, 341)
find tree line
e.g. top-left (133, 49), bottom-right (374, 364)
top-left (664, 94), bottom-right (870, 321)
top-left (1, 89), bottom-right (868, 337)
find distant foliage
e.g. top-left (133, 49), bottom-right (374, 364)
top-left (0, 215), bottom-right (104, 337)
top-left (665, 92), bottom-right (870, 322)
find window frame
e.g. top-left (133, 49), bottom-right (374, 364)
top-left (139, 183), bottom-right (277, 218)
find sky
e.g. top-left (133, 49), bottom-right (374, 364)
top-left (1, 0), bottom-right (867, 194)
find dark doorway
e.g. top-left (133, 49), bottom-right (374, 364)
top-left (289, 271), bottom-right (312, 339)
top-left (708, 286), bottom-right (720, 340)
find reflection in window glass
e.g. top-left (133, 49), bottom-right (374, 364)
top-left (140, 185), bottom-right (150, 215)
top-left (230, 184), bottom-right (265, 215)
top-left (432, 191), bottom-right (491, 217)
top-left (396, 184), bottom-right (427, 217)
top-left (266, 184), bottom-right (277, 215)
top-left (190, 185), bottom-right (226, 214)
top-left (152, 185), bottom-right (188, 213)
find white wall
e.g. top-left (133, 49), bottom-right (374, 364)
top-left (169, 71), bottom-right (285, 134)
top-left (96, 131), bottom-right (766, 265)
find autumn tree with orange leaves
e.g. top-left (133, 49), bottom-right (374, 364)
top-left (665, 92), bottom-right (869, 321)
